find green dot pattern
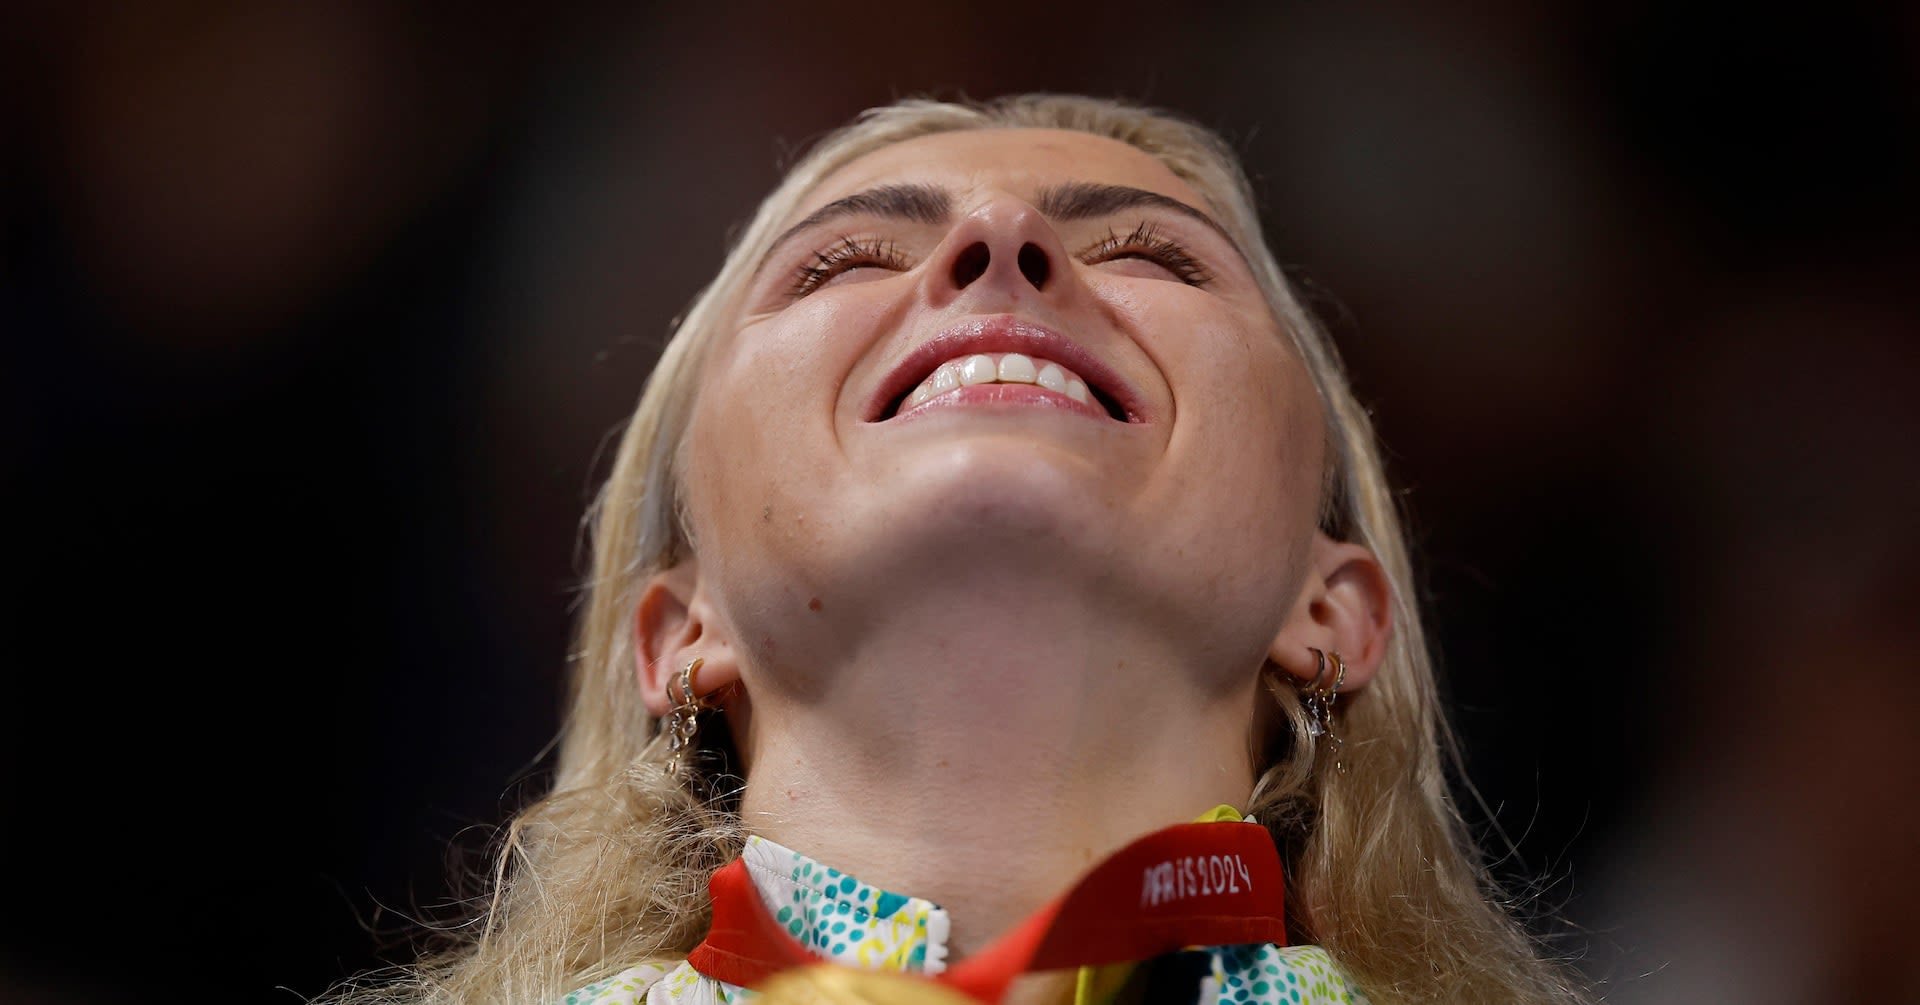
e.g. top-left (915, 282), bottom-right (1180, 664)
top-left (551, 835), bottom-right (1369, 1004)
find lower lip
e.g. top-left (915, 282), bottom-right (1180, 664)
top-left (892, 383), bottom-right (1112, 422)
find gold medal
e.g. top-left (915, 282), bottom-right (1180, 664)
top-left (755, 964), bottom-right (982, 1004)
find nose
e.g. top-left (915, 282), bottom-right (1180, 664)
top-left (927, 196), bottom-right (1067, 305)
top-left (949, 239), bottom-right (1051, 291)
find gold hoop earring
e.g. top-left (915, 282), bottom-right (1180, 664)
top-left (663, 657), bottom-right (711, 777)
top-left (1301, 647), bottom-right (1348, 773)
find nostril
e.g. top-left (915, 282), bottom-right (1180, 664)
top-left (1017, 242), bottom-right (1050, 290)
top-left (951, 242), bottom-right (990, 289)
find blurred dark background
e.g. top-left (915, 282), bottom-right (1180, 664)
top-left (7, 2), bottom-right (1916, 1003)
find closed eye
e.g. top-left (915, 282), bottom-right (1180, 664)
top-left (1078, 222), bottom-right (1213, 286)
top-left (790, 236), bottom-right (910, 297)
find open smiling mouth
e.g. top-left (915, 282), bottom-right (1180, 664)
top-left (878, 351), bottom-right (1131, 422)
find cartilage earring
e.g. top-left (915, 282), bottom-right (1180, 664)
top-left (662, 657), bottom-right (709, 777)
top-left (1301, 647), bottom-right (1348, 772)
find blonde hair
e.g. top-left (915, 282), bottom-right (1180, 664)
top-left (320, 94), bottom-right (1589, 1004)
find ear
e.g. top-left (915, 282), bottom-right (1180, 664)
top-left (1265, 534), bottom-right (1395, 694)
top-left (634, 559), bottom-right (742, 717)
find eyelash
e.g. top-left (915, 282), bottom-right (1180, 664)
top-left (791, 236), bottom-right (907, 297)
top-left (785, 221), bottom-right (1212, 298)
top-left (1081, 222), bottom-right (1213, 286)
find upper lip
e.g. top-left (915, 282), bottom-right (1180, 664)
top-left (864, 315), bottom-right (1146, 422)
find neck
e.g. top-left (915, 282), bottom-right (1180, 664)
top-left (734, 585), bottom-right (1262, 958)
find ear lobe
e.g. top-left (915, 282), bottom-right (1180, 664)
top-left (634, 560), bottom-right (741, 716)
top-left (1265, 535), bottom-right (1395, 694)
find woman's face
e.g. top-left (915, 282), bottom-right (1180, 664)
top-left (681, 128), bottom-right (1328, 679)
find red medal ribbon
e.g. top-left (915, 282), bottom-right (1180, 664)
top-left (687, 821), bottom-right (1287, 1003)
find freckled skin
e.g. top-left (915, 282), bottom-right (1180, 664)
top-left (683, 130), bottom-right (1325, 691)
top-left (669, 130), bottom-right (1336, 956)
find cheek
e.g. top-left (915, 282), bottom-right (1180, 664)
top-left (1182, 310), bottom-right (1320, 464)
top-left (1168, 319), bottom-right (1326, 553)
top-left (716, 291), bottom-right (897, 421)
top-left (678, 296), bottom-right (888, 562)
top-left (1226, 357), bottom-right (1320, 491)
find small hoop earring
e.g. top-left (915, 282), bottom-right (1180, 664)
top-left (1301, 647), bottom-right (1348, 773)
top-left (1302, 647), bottom-right (1329, 724)
top-left (662, 657), bottom-right (711, 777)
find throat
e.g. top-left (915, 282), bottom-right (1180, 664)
top-left (737, 684), bottom-right (1258, 958)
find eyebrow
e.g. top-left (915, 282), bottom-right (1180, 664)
top-left (760, 180), bottom-right (1231, 267)
top-left (765, 183), bottom-right (953, 261)
top-left (1033, 182), bottom-right (1230, 241)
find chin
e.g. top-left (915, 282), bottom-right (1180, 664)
top-left (852, 435), bottom-right (1127, 570)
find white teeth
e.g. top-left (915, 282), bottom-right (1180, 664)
top-left (959, 354), bottom-right (997, 385)
top-left (893, 352), bottom-right (1106, 415)
top-left (1036, 363), bottom-right (1066, 393)
top-left (997, 353), bottom-right (1037, 383)
top-left (930, 361), bottom-right (961, 393)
